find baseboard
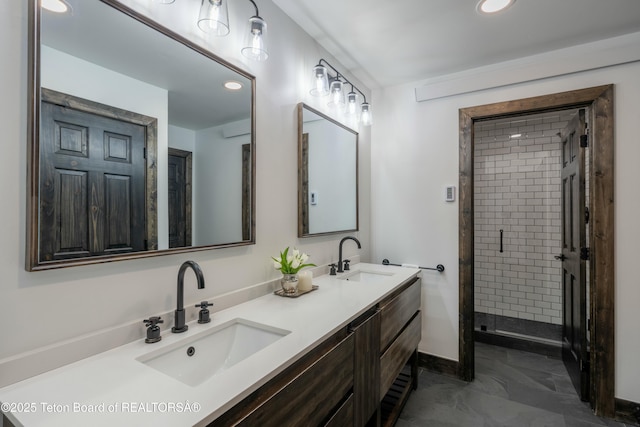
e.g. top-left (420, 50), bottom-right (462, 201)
top-left (417, 352), bottom-right (458, 378)
top-left (615, 398), bottom-right (640, 426)
top-left (474, 330), bottom-right (562, 358)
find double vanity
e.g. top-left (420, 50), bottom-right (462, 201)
top-left (0, 264), bottom-right (421, 426)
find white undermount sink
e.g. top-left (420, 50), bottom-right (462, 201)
top-left (137, 318), bottom-right (290, 387)
top-left (339, 269), bottom-right (395, 283)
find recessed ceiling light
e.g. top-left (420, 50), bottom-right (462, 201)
top-left (223, 81), bottom-right (243, 91)
top-left (42, 0), bottom-right (70, 13)
top-left (477, 0), bottom-right (515, 14)
top-left (510, 133), bottom-right (522, 139)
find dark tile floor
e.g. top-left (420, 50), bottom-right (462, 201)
top-left (397, 342), bottom-right (630, 427)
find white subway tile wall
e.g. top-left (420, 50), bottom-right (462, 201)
top-left (473, 111), bottom-right (578, 325)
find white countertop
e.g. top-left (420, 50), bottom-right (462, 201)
top-left (0, 263), bottom-right (419, 427)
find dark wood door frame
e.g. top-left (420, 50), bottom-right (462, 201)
top-left (458, 85), bottom-right (614, 417)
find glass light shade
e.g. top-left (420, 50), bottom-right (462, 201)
top-left (310, 65), bottom-right (329, 96)
top-left (327, 80), bottom-right (345, 110)
top-left (346, 91), bottom-right (358, 115)
top-left (241, 16), bottom-right (269, 61)
top-left (197, 0), bottom-right (230, 37)
top-left (360, 103), bottom-right (372, 126)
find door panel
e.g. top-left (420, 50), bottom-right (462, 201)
top-left (55, 169), bottom-right (89, 256)
top-left (104, 174), bottom-right (133, 252)
top-left (40, 101), bottom-right (146, 261)
top-left (560, 109), bottom-right (589, 401)
top-left (167, 148), bottom-right (192, 248)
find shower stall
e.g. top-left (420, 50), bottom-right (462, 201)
top-left (473, 109), bottom-right (586, 355)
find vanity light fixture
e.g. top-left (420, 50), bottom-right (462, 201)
top-left (42, 0), bottom-right (70, 13)
top-left (327, 79), bottom-right (346, 111)
top-left (360, 102), bottom-right (372, 126)
top-left (198, 0), bottom-right (230, 36)
top-left (346, 88), bottom-right (358, 116)
top-left (224, 80), bottom-right (243, 90)
top-left (477, 0), bottom-right (515, 14)
top-left (310, 59), bottom-right (372, 126)
top-left (241, 1), bottom-right (269, 62)
top-left (195, 0), bottom-right (269, 61)
top-left (310, 64), bottom-right (330, 96)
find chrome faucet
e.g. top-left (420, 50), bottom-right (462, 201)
top-left (172, 261), bottom-right (205, 333)
top-left (337, 236), bottom-right (361, 273)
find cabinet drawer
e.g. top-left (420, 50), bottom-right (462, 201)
top-left (324, 394), bottom-right (354, 427)
top-left (380, 311), bottom-right (421, 396)
top-left (234, 333), bottom-right (354, 427)
top-left (379, 278), bottom-right (421, 353)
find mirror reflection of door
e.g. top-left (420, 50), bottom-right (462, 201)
top-left (168, 148), bottom-right (193, 248)
top-left (560, 109), bottom-right (589, 400)
top-left (39, 89), bottom-right (152, 261)
top-left (241, 144), bottom-right (251, 241)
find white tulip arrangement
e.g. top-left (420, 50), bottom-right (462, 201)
top-left (272, 247), bottom-right (315, 274)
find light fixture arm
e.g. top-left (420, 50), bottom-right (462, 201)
top-left (247, 0), bottom-right (260, 17)
top-left (317, 58), bottom-right (368, 104)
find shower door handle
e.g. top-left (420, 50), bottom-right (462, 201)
top-left (554, 254), bottom-right (567, 261)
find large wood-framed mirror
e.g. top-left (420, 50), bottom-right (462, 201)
top-left (27, 0), bottom-right (256, 270)
top-left (297, 103), bottom-right (358, 237)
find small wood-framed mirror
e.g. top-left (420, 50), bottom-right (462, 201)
top-left (297, 103), bottom-right (358, 237)
top-left (27, 0), bottom-right (256, 270)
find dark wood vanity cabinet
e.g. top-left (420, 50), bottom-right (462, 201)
top-left (208, 328), bottom-right (354, 427)
top-left (351, 308), bottom-right (381, 426)
top-left (378, 277), bottom-right (422, 426)
top-left (208, 275), bottom-right (421, 427)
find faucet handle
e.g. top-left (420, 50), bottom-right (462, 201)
top-left (329, 263), bottom-right (337, 276)
top-left (196, 301), bottom-right (213, 324)
top-left (343, 259), bottom-right (351, 271)
top-left (143, 316), bottom-right (164, 327)
top-left (143, 316), bottom-right (163, 344)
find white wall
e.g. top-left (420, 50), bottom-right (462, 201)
top-left (371, 59), bottom-right (640, 401)
top-left (0, 0), bottom-right (370, 378)
top-left (194, 125), bottom-right (250, 245)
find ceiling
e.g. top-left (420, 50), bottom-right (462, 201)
top-left (41, 0), bottom-right (252, 131)
top-left (273, 0), bottom-right (640, 90)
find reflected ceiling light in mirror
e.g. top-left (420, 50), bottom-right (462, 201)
top-left (477, 0), bottom-right (515, 14)
top-left (42, 0), bottom-right (70, 13)
top-left (309, 59), bottom-right (372, 126)
top-left (198, 0), bottom-right (230, 36)
top-left (224, 80), bottom-right (243, 90)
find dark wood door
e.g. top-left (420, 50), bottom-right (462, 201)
top-left (167, 148), bottom-right (192, 248)
top-left (560, 109), bottom-right (589, 401)
top-left (39, 101), bottom-right (146, 261)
